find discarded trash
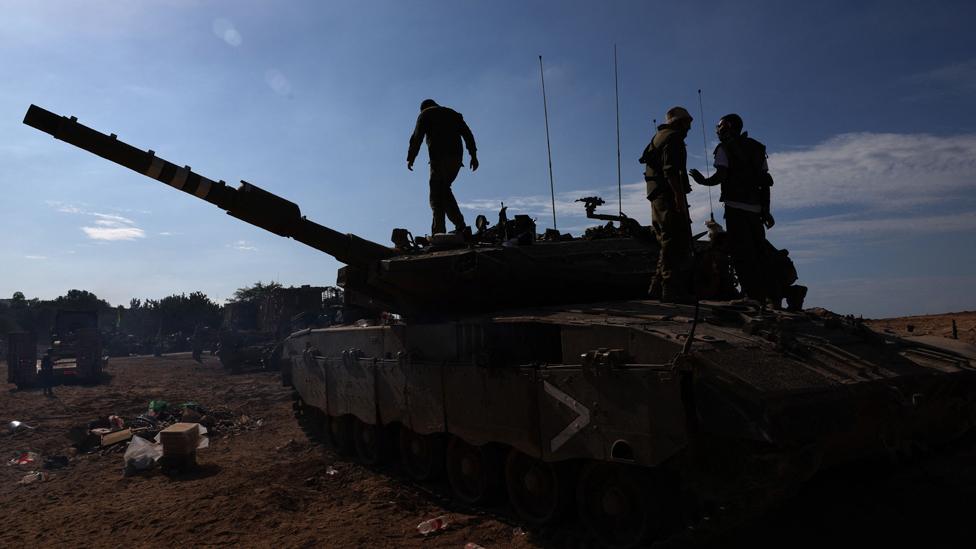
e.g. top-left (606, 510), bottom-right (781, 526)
top-left (513, 527), bottom-right (526, 536)
top-left (124, 436), bottom-right (162, 475)
top-left (181, 407), bottom-right (202, 423)
top-left (156, 422), bottom-right (209, 455)
top-left (7, 421), bottom-right (35, 433)
top-left (100, 428), bottom-right (133, 447)
top-left (18, 470), bottom-right (49, 485)
top-left (43, 455), bottom-right (70, 470)
top-left (465, 543), bottom-right (487, 549)
top-left (325, 465), bottom-right (338, 476)
top-left (148, 400), bottom-right (169, 415)
top-left (8, 451), bottom-right (40, 465)
top-left (417, 515), bottom-right (450, 535)
top-left (108, 415), bottom-right (125, 430)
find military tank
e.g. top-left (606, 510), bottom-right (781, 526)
top-left (24, 105), bottom-right (976, 547)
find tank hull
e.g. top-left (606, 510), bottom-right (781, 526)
top-left (283, 300), bottom-right (976, 545)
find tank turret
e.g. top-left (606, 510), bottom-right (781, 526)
top-left (24, 104), bottom-right (680, 316)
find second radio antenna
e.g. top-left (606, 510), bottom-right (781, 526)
top-left (539, 55), bottom-right (557, 230)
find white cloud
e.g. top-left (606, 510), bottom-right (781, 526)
top-left (51, 202), bottom-right (147, 242)
top-left (25, 255), bottom-right (47, 260)
top-left (82, 227), bottom-right (145, 241)
top-left (769, 133), bottom-right (976, 211)
top-left (232, 240), bottom-right (257, 251)
top-left (459, 133), bottom-right (976, 251)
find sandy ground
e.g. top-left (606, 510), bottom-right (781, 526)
top-left (2, 313), bottom-right (976, 548)
top-left (866, 311), bottom-right (976, 345)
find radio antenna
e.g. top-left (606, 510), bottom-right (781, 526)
top-left (614, 45), bottom-right (622, 215)
top-left (539, 55), bottom-right (557, 230)
top-left (697, 89), bottom-right (714, 221)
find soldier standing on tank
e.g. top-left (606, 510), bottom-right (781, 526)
top-left (407, 99), bottom-right (479, 235)
top-left (639, 106), bottom-right (695, 304)
top-left (690, 114), bottom-right (774, 303)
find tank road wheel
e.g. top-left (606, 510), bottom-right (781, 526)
top-left (352, 418), bottom-right (393, 465)
top-left (505, 449), bottom-right (574, 524)
top-left (577, 463), bottom-right (663, 549)
top-left (325, 415), bottom-right (355, 456)
top-left (446, 437), bottom-right (503, 504)
top-left (399, 429), bottom-right (445, 481)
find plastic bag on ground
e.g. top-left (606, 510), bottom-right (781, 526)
top-left (124, 436), bottom-right (163, 474)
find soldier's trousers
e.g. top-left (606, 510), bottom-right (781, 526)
top-left (429, 156), bottom-right (465, 234)
top-left (651, 193), bottom-right (693, 294)
top-left (724, 207), bottom-right (767, 300)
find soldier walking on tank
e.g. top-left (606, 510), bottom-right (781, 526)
top-left (690, 114), bottom-right (774, 303)
top-left (407, 99), bottom-right (479, 235)
top-left (639, 106), bottom-right (695, 304)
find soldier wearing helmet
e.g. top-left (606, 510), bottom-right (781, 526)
top-left (639, 106), bottom-right (695, 303)
top-left (407, 99), bottom-right (479, 236)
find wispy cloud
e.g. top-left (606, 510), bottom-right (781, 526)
top-left (231, 240), bottom-right (257, 251)
top-left (25, 255), bottom-right (47, 260)
top-left (769, 133), bottom-right (976, 211)
top-left (51, 202), bottom-right (146, 241)
top-left (460, 133), bottom-right (976, 261)
top-left (908, 58), bottom-right (976, 93)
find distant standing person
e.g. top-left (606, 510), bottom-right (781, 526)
top-left (407, 99), bottom-right (479, 235)
top-left (40, 348), bottom-right (54, 397)
top-left (690, 114), bottom-right (774, 302)
top-left (639, 106), bottom-right (695, 303)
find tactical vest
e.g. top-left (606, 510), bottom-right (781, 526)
top-left (640, 126), bottom-right (688, 201)
top-left (716, 134), bottom-right (771, 206)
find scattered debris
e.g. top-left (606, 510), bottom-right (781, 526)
top-left (156, 422), bottom-right (209, 470)
top-left (100, 428), bottom-right (133, 447)
top-left (123, 435), bottom-right (163, 475)
top-left (417, 515), bottom-right (450, 535)
top-left (108, 415), bottom-right (125, 430)
top-left (513, 527), bottom-right (526, 537)
top-left (18, 471), bottom-right (49, 485)
top-left (7, 420), bottom-right (35, 434)
top-left (8, 451), bottom-right (40, 465)
top-left (465, 543), bottom-right (487, 549)
top-left (43, 455), bottom-right (70, 470)
top-left (325, 465), bottom-right (339, 476)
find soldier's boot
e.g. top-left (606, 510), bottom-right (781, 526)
top-left (786, 285), bottom-right (808, 312)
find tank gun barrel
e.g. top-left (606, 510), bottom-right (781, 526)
top-left (23, 104), bottom-right (394, 266)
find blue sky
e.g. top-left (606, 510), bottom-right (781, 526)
top-left (1, 0), bottom-right (974, 317)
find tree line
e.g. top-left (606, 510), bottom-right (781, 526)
top-left (0, 282), bottom-right (288, 340)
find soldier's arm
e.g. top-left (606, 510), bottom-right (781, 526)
top-left (690, 166), bottom-right (727, 186)
top-left (458, 114), bottom-right (478, 167)
top-left (661, 140), bottom-right (690, 217)
top-left (407, 113), bottom-right (427, 168)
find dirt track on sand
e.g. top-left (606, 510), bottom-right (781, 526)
top-left (3, 312), bottom-right (976, 548)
